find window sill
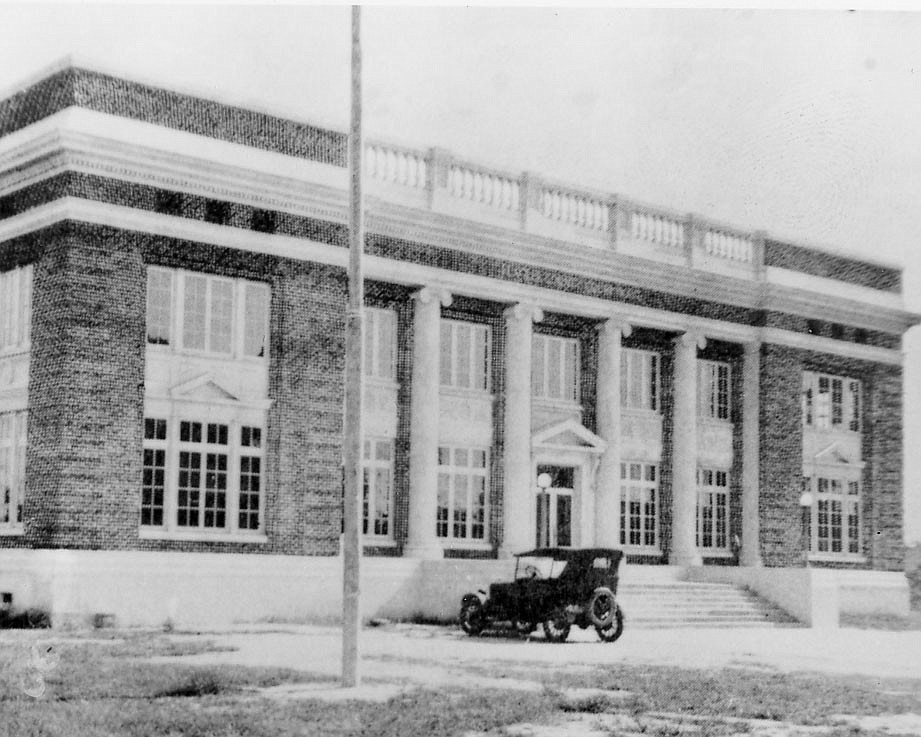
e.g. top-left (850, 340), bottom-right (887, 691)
top-left (146, 344), bottom-right (268, 365)
top-left (698, 549), bottom-right (734, 558)
top-left (362, 537), bottom-right (397, 547)
top-left (0, 527), bottom-right (24, 536)
top-left (439, 386), bottom-right (495, 400)
top-left (621, 546), bottom-right (663, 556)
top-left (0, 347), bottom-right (29, 360)
top-left (807, 553), bottom-right (867, 564)
top-left (139, 529), bottom-right (267, 544)
top-left (439, 540), bottom-right (492, 550)
top-left (533, 397), bottom-right (582, 411)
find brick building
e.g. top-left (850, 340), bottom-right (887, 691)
top-left (0, 60), bottom-right (916, 625)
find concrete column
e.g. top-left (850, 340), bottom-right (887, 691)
top-left (500, 302), bottom-right (543, 557)
top-left (405, 286), bottom-right (452, 559)
top-left (741, 341), bottom-right (763, 567)
top-left (595, 318), bottom-right (631, 547)
top-left (670, 330), bottom-right (704, 566)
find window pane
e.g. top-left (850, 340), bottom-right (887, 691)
top-left (532, 335), bottom-right (545, 397)
top-left (439, 325), bottom-right (452, 386)
top-left (556, 495), bottom-right (572, 547)
top-left (182, 275), bottom-right (207, 350)
top-left (455, 324), bottom-right (471, 388)
top-left (209, 279), bottom-right (234, 354)
top-left (146, 270), bottom-right (172, 345)
top-left (472, 325), bottom-right (488, 390)
top-left (547, 340), bottom-right (562, 399)
top-left (563, 340), bottom-right (578, 401)
top-left (244, 283), bottom-right (269, 358)
top-left (378, 311), bottom-right (395, 379)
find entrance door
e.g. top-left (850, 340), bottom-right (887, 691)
top-left (535, 465), bottom-right (574, 547)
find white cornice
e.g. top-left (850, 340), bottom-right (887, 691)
top-left (0, 198), bottom-right (903, 367)
top-left (0, 111), bottom-right (916, 335)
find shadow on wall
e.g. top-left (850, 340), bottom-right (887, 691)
top-left (906, 544), bottom-right (921, 610)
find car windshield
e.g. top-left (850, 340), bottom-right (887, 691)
top-left (515, 555), bottom-right (568, 580)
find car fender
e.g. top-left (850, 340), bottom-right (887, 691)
top-left (461, 590), bottom-right (488, 608)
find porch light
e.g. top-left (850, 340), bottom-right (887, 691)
top-left (537, 472), bottom-right (552, 490)
top-left (799, 491), bottom-right (814, 508)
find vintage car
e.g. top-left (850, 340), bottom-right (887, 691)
top-left (459, 547), bottom-right (625, 643)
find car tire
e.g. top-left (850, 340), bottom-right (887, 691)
top-left (587, 587), bottom-right (616, 628)
top-left (595, 603), bottom-right (624, 643)
top-left (542, 609), bottom-right (571, 643)
top-left (460, 599), bottom-right (486, 636)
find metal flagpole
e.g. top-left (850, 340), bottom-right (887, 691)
top-left (342, 3), bottom-right (364, 688)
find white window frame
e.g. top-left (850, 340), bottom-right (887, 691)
top-left (362, 438), bottom-right (394, 540)
top-left (531, 333), bottom-right (580, 402)
top-left (140, 411), bottom-right (267, 542)
top-left (619, 462), bottom-right (659, 551)
top-left (440, 319), bottom-right (491, 392)
top-left (621, 348), bottom-right (659, 412)
top-left (802, 371), bottom-right (861, 433)
top-left (0, 411), bottom-right (26, 534)
top-left (145, 267), bottom-right (270, 361)
top-left (437, 445), bottom-right (489, 544)
top-left (698, 360), bottom-right (730, 421)
top-left (696, 468), bottom-right (730, 551)
top-left (803, 472), bottom-right (863, 558)
top-left (0, 266), bottom-right (32, 355)
top-left (363, 307), bottom-right (396, 381)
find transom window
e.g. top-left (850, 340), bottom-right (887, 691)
top-left (803, 474), bottom-right (861, 555)
top-left (620, 462), bottom-right (658, 548)
top-left (621, 349), bottom-right (659, 411)
top-left (440, 320), bottom-right (490, 391)
top-left (802, 372), bottom-right (860, 432)
top-left (0, 266), bottom-right (32, 353)
top-left (0, 411), bottom-right (26, 532)
top-left (696, 468), bottom-right (729, 550)
top-left (698, 360), bottom-right (730, 421)
top-left (532, 334), bottom-right (580, 402)
top-left (145, 267), bottom-right (270, 359)
top-left (437, 446), bottom-right (488, 541)
top-left (362, 439), bottom-right (393, 538)
top-left (363, 308), bottom-right (397, 381)
top-left (141, 417), bottom-right (264, 534)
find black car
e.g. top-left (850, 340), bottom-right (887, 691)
top-left (459, 547), bottom-right (625, 643)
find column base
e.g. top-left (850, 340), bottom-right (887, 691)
top-left (403, 543), bottom-right (444, 560)
top-left (740, 551), bottom-right (763, 568)
top-left (668, 550), bottom-right (703, 567)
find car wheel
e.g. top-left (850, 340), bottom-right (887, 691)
top-left (542, 609), bottom-right (571, 643)
top-left (587, 587), bottom-right (616, 628)
top-left (513, 619), bottom-right (536, 637)
top-left (595, 603), bottom-right (624, 643)
top-left (460, 600), bottom-right (486, 636)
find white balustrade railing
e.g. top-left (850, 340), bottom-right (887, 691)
top-left (365, 143), bottom-right (427, 189)
top-left (703, 229), bottom-right (753, 263)
top-left (447, 164), bottom-right (519, 212)
top-left (629, 210), bottom-right (685, 248)
top-left (539, 188), bottom-right (609, 232)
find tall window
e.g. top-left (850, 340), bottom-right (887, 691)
top-left (146, 268), bottom-right (270, 359)
top-left (440, 320), bottom-right (490, 391)
top-left (532, 334), bottom-right (580, 401)
top-left (621, 349), bottom-right (659, 411)
top-left (698, 360), bottom-right (730, 421)
top-left (437, 446), bottom-right (488, 541)
top-left (802, 372), bottom-right (860, 432)
top-left (0, 266), bottom-right (32, 352)
top-left (0, 411), bottom-right (26, 532)
top-left (697, 468), bottom-right (729, 550)
top-left (362, 439), bottom-right (393, 538)
top-left (141, 417), bottom-right (265, 535)
top-left (363, 308), bottom-right (396, 380)
top-left (803, 474), bottom-right (861, 555)
top-left (620, 462), bottom-right (658, 548)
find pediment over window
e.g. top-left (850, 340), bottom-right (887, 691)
top-left (532, 419), bottom-right (607, 454)
top-left (169, 374), bottom-right (239, 403)
top-left (810, 441), bottom-right (865, 469)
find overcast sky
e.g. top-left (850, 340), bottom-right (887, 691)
top-left (1, 4), bottom-right (920, 542)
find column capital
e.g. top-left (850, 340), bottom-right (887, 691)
top-left (598, 317), bottom-right (632, 339)
top-left (504, 302), bottom-right (544, 324)
top-left (412, 286), bottom-right (452, 308)
top-left (674, 329), bottom-right (707, 351)
top-left (743, 339), bottom-right (762, 357)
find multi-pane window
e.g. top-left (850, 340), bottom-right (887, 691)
top-left (362, 439), bottom-right (393, 537)
top-left (146, 268), bottom-right (270, 359)
top-left (0, 266), bottom-right (32, 352)
top-left (698, 360), bottom-right (730, 421)
top-left (532, 334), bottom-right (579, 401)
top-left (804, 475), bottom-right (861, 555)
top-left (0, 411), bottom-right (26, 531)
top-left (440, 320), bottom-right (490, 391)
top-left (621, 349), bottom-right (659, 411)
top-left (802, 372), bottom-right (861, 432)
top-left (437, 446), bottom-right (488, 541)
top-left (620, 462), bottom-right (658, 548)
top-left (696, 468), bottom-right (729, 550)
top-left (141, 417), bottom-right (264, 534)
top-left (363, 308), bottom-right (396, 380)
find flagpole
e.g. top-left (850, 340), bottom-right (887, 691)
top-left (342, 3), bottom-right (363, 689)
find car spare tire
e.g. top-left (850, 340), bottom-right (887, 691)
top-left (587, 587), bottom-right (616, 628)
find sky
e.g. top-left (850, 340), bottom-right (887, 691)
top-left (1, 4), bottom-right (920, 543)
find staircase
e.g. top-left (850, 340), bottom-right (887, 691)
top-left (617, 570), bottom-right (801, 628)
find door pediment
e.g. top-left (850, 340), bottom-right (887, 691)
top-left (532, 419), bottom-right (606, 454)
